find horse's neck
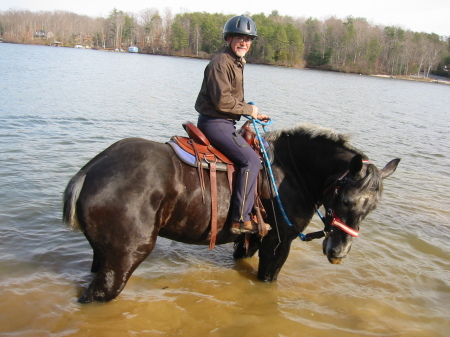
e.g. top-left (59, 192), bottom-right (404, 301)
top-left (271, 137), bottom-right (352, 201)
top-left (261, 132), bottom-right (359, 230)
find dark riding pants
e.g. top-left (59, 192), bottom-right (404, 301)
top-left (197, 115), bottom-right (261, 223)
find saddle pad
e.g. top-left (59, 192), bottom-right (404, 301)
top-left (167, 141), bottom-right (231, 172)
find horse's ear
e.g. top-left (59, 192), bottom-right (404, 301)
top-left (349, 154), bottom-right (363, 176)
top-left (380, 158), bottom-right (400, 179)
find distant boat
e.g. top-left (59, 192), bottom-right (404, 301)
top-left (128, 46), bottom-right (139, 53)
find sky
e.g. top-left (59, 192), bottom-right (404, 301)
top-left (1, 0), bottom-right (449, 37)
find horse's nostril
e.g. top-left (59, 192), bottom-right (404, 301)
top-left (329, 247), bottom-right (341, 257)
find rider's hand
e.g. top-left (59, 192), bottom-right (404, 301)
top-left (250, 105), bottom-right (259, 119)
top-left (257, 113), bottom-right (270, 122)
top-left (250, 106), bottom-right (270, 121)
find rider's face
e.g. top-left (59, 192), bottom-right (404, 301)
top-left (227, 36), bottom-right (253, 58)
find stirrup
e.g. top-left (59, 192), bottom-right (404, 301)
top-left (230, 220), bottom-right (270, 235)
top-left (230, 223), bottom-right (258, 234)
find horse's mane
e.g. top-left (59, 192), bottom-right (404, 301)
top-left (265, 123), bottom-right (381, 193)
top-left (265, 123), bottom-right (367, 159)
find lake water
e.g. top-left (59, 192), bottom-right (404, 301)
top-left (0, 43), bottom-right (449, 337)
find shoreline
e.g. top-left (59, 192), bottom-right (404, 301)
top-left (370, 74), bottom-right (450, 85)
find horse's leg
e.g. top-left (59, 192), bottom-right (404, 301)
top-left (78, 221), bottom-right (157, 304)
top-left (233, 234), bottom-right (260, 259)
top-left (256, 232), bottom-right (297, 281)
top-left (90, 248), bottom-right (103, 273)
top-left (78, 242), bottom-right (155, 303)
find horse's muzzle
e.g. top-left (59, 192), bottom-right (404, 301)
top-left (323, 235), bottom-right (352, 264)
top-left (327, 256), bottom-right (344, 264)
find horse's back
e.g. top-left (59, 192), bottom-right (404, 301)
top-left (85, 136), bottom-right (173, 183)
top-left (71, 138), bottom-right (229, 241)
top-left (81, 137), bottom-right (174, 181)
top-left (68, 138), bottom-right (175, 229)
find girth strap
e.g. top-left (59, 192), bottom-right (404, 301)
top-left (209, 161), bottom-right (218, 250)
top-left (191, 141), bottom-right (206, 203)
top-left (226, 164), bottom-right (234, 193)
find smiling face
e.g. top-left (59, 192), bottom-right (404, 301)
top-left (227, 35), bottom-right (253, 58)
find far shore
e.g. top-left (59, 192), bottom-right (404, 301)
top-left (2, 41), bottom-right (449, 85)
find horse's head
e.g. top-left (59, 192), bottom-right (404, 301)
top-left (322, 155), bottom-right (400, 264)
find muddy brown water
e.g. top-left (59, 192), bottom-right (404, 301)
top-left (0, 43), bottom-right (449, 336)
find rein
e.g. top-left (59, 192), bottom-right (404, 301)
top-left (248, 117), bottom-right (308, 241)
top-left (249, 117), bottom-right (369, 242)
top-left (249, 117), bottom-right (310, 241)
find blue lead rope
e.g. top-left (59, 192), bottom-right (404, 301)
top-left (247, 116), bottom-right (307, 241)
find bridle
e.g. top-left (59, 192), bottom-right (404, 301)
top-left (304, 160), bottom-right (372, 241)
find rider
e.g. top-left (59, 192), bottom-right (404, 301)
top-left (195, 15), bottom-right (270, 234)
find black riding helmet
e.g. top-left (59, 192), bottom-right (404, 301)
top-left (223, 15), bottom-right (258, 41)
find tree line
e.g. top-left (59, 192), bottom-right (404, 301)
top-left (1, 8), bottom-right (449, 77)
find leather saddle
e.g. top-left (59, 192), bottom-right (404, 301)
top-left (168, 122), bottom-right (259, 168)
top-left (167, 121), bottom-right (269, 249)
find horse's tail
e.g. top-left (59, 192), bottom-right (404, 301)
top-left (63, 170), bottom-right (86, 231)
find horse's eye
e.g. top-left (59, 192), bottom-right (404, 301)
top-left (343, 198), bottom-right (350, 206)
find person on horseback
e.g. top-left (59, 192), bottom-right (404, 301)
top-left (195, 15), bottom-right (270, 234)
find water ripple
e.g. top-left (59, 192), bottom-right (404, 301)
top-left (1, 43), bottom-right (449, 337)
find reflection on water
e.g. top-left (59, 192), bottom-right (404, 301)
top-left (0, 43), bottom-right (449, 336)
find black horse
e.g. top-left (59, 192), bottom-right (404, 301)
top-left (63, 124), bottom-right (399, 303)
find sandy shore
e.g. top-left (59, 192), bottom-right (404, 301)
top-left (371, 74), bottom-right (450, 85)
